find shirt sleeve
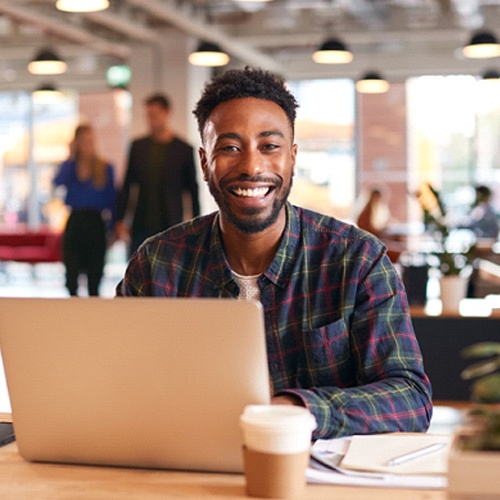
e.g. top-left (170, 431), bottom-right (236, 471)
top-left (105, 164), bottom-right (117, 228)
top-left (276, 251), bottom-right (433, 440)
top-left (116, 142), bottom-right (137, 223)
top-left (115, 245), bottom-right (152, 296)
top-left (53, 160), bottom-right (72, 187)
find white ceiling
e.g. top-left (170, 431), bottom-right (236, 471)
top-left (1, 0), bottom-right (500, 90)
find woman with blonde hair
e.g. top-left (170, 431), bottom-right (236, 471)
top-left (54, 124), bottom-right (116, 296)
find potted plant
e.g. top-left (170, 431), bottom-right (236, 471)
top-left (416, 183), bottom-right (476, 312)
top-left (448, 342), bottom-right (500, 498)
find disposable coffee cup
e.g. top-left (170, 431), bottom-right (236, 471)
top-left (239, 405), bottom-right (317, 499)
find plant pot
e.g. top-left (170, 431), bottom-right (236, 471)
top-left (439, 275), bottom-right (468, 313)
top-left (448, 432), bottom-right (500, 499)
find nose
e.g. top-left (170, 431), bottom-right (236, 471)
top-left (236, 148), bottom-right (265, 177)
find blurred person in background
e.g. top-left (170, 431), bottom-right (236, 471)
top-left (116, 93), bottom-right (200, 258)
top-left (464, 185), bottom-right (499, 240)
top-left (355, 188), bottom-right (390, 239)
top-left (53, 124), bottom-right (116, 296)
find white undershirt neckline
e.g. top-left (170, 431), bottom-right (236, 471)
top-left (231, 270), bottom-right (261, 301)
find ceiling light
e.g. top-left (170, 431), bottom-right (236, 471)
top-left (312, 38), bottom-right (353, 64)
top-left (482, 69), bottom-right (500, 80)
top-left (55, 0), bottom-right (109, 12)
top-left (355, 72), bottom-right (390, 94)
top-left (463, 31), bottom-right (500, 59)
top-left (188, 41), bottom-right (230, 67)
top-left (28, 48), bottom-right (67, 75)
top-left (32, 83), bottom-right (64, 102)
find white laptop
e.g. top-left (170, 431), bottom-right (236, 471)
top-left (0, 297), bottom-right (271, 472)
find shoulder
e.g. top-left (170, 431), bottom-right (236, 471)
top-left (56, 159), bottom-right (75, 175)
top-left (130, 136), bottom-right (151, 150)
top-left (171, 136), bottom-right (194, 152)
top-left (141, 212), bottom-right (216, 249)
top-left (60, 158), bottom-right (75, 168)
top-left (294, 205), bottom-right (384, 247)
top-left (290, 205), bottom-right (388, 270)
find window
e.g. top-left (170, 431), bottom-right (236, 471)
top-left (287, 79), bottom-right (356, 221)
top-left (407, 75), bottom-right (500, 216)
top-left (0, 91), bottom-right (78, 227)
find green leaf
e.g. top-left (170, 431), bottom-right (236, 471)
top-left (461, 359), bottom-right (500, 380)
top-left (462, 343), bottom-right (500, 358)
top-left (471, 374), bottom-right (500, 404)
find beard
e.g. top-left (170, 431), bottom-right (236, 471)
top-left (208, 174), bottom-right (293, 234)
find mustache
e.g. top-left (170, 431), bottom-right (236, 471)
top-left (221, 174), bottom-right (282, 189)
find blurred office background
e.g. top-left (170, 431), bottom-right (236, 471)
top-left (2, 0), bottom-right (500, 296)
top-left (2, 0), bottom-right (500, 427)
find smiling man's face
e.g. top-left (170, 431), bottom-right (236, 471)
top-left (199, 97), bottom-right (297, 234)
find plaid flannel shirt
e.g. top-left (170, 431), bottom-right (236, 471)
top-left (116, 203), bottom-right (432, 439)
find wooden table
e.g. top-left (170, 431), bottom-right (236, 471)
top-left (0, 414), bottom-right (447, 500)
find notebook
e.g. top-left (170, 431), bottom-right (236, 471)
top-left (0, 297), bottom-right (271, 472)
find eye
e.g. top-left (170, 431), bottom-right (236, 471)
top-left (218, 144), bottom-right (240, 153)
top-left (261, 143), bottom-right (280, 152)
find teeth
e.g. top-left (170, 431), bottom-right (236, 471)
top-left (233, 187), bottom-right (270, 197)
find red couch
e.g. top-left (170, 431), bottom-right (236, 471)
top-left (0, 226), bottom-right (63, 264)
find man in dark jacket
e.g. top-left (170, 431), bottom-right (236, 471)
top-left (116, 93), bottom-right (200, 257)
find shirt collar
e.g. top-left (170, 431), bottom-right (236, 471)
top-left (263, 202), bottom-right (299, 289)
top-left (207, 203), bottom-right (299, 292)
top-left (207, 213), bottom-right (239, 295)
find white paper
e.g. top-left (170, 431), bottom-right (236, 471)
top-left (307, 466), bottom-right (447, 489)
top-left (341, 433), bottom-right (453, 475)
top-left (307, 434), bottom-right (449, 489)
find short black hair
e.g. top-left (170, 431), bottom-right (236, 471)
top-left (145, 93), bottom-right (171, 109)
top-left (476, 185), bottom-right (492, 199)
top-left (192, 66), bottom-right (299, 137)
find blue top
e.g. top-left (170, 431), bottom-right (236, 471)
top-left (54, 159), bottom-right (117, 226)
top-left (465, 202), bottom-right (499, 240)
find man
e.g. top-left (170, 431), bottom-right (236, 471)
top-left (117, 67), bottom-right (432, 440)
top-left (465, 185), bottom-right (499, 240)
top-left (116, 93), bottom-right (200, 257)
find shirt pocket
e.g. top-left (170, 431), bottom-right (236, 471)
top-left (295, 318), bottom-right (354, 388)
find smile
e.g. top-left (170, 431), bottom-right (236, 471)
top-left (231, 186), bottom-right (272, 198)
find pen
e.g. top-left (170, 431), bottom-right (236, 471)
top-left (386, 442), bottom-right (447, 466)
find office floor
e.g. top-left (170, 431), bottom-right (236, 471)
top-left (0, 240), bottom-right (128, 299)
top-left (0, 245), bottom-right (464, 434)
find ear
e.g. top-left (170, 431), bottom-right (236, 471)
top-left (198, 147), bottom-right (209, 182)
top-left (291, 143), bottom-right (298, 177)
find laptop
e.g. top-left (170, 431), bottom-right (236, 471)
top-left (0, 297), bottom-right (271, 472)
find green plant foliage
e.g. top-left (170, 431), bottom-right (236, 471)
top-left (416, 183), bottom-right (476, 276)
top-left (461, 342), bottom-right (500, 451)
top-left (461, 407), bottom-right (500, 451)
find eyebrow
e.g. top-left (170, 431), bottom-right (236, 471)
top-left (217, 130), bottom-right (285, 141)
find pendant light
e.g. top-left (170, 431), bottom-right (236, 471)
top-left (56, 0), bottom-right (109, 12)
top-left (188, 41), bottom-right (230, 67)
top-left (463, 31), bottom-right (500, 59)
top-left (482, 69), bottom-right (500, 80)
top-left (355, 72), bottom-right (390, 94)
top-left (312, 37), bottom-right (353, 64)
top-left (32, 83), bottom-right (64, 102)
top-left (28, 48), bottom-right (67, 75)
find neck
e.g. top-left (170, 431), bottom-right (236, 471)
top-left (220, 211), bottom-right (286, 276)
top-left (151, 126), bottom-right (174, 143)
